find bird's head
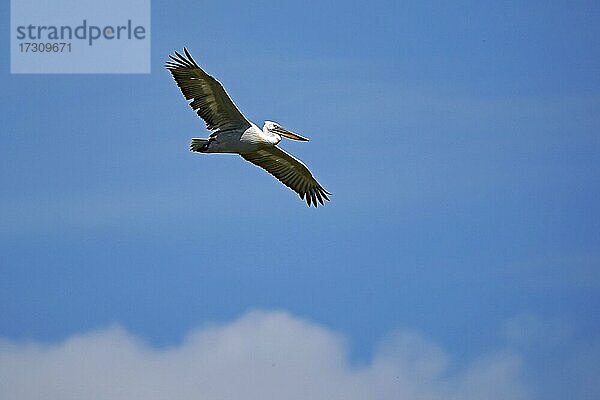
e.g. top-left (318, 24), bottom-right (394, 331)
top-left (263, 121), bottom-right (309, 141)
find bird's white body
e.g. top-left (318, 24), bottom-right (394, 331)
top-left (200, 123), bottom-right (278, 154)
top-left (166, 48), bottom-right (330, 207)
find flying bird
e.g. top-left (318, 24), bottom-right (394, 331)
top-left (165, 48), bottom-right (330, 207)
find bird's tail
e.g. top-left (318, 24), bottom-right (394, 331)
top-left (190, 138), bottom-right (209, 152)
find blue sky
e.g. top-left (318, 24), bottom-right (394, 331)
top-left (1, 1), bottom-right (599, 399)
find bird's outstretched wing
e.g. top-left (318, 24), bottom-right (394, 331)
top-left (165, 48), bottom-right (251, 131)
top-left (241, 146), bottom-right (331, 207)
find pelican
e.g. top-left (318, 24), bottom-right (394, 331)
top-left (165, 48), bottom-right (330, 207)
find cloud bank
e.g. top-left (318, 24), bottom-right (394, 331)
top-left (0, 310), bottom-right (528, 400)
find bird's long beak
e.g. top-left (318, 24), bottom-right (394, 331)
top-left (274, 127), bottom-right (309, 141)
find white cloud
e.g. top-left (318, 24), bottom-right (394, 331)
top-left (0, 310), bottom-right (529, 400)
top-left (502, 313), bottom-right (600, 400)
